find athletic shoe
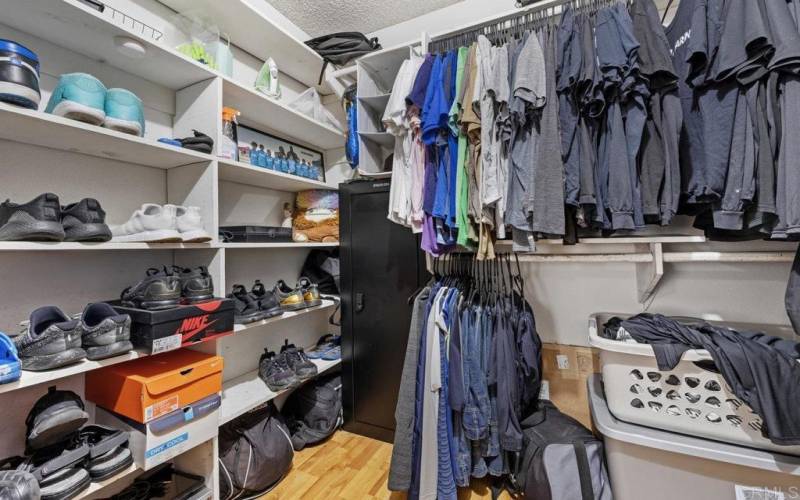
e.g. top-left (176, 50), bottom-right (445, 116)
top-left (78, 425), bottom-right (132, 481)
top-left (0, 39), bottom-right (41, 109)
top-left (61, 198), bottom-right (111, 242)
top-left (103, 88), bottom-right (144, 136)
top-left (110, 203), bottom-right (181, 242)
top-left (76, 303), bottom-right (132, 361)
top-left (15, 307), bottom-right (85, 372)
top-left (0, 193), bottom-right (65, 241)
top-left (178, 130), bottom-right (214, 154)
top-left (298, 277), bottom-right (322, 307)
top-left (258, 349), bottom-right (296, 392)
top-left (274, 280), bottom-right (306, 311)
top-left (321, 345), bottom-right (341, 361)
top-left (120, 267), bottom-right (181, 310)
top-left (0, 333), bottom-right (21, 384)
top-left (228, 284), bottom-right (265, 324)
top-left (280, 340), bottom-right (317, 380)
top-left (172, 205), bottom-right (212, 243)
top-left (250, 280), bottom-right (283, 319)
top-left (0, 469), bottom-right (40, 500)
top-left (44, 73), bottom-right (106, 125)
top-left (26, 388), bottom-right (89, 452)
top-left (305, 334), bottom-right (336, 360)
top-left (173, 265), bottom-right (214, 303)
top-left (22, 439), bottom-right (91, 500)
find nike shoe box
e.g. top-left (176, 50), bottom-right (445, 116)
top-left (95, 394), bottom-right (220, 471)
top-left (109, 298), bottom-right (234, 354)
top-left (86, 349), bottom-right (223, 424)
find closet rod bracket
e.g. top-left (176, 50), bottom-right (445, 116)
top-left (635, 243), bottom-right (664, 303)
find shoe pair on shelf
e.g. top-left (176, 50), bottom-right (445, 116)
top-left (121, 266), bottom-right (214, 310)
top-left (158, 130), bottom-right (215, 154)
top-left (274, 277), bottom-right (322, 312)
top-left (0, 193), bottom-right (111, 242)
top-left (13, 303), bottom-right (132, 371)
top-left (45, 73), bottom-right (145, 137)
top-left (0, 388), bottom-right (132, 500)
top-left (258, 340), bottom-right (318, 392)
top-left (228, 280), bottom-right (283, 324)
top-left (305, 334), bottom-right (341, 361)
top-left (111, 203), bottom-right (211, 243)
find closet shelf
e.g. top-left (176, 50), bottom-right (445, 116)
top-left (222, 242), bottom-right (339, 249)
top-left (220, 358), bottom-right (341, 424)
top-left (0, 241), bottom-right (219, 251)
top-left (217, 158), bottom-right (334, 192)
top-left (0, 350), bottom-right (147, 395)
top-left (0, 104), bottom-right (214, 168)
top-left (156, 0), bottom-right (331, 94)
top-left (358, 94), bottom-right (392, 114)
top-left (75, 463), bottom-right (141, 499)
top-left (233, 300), bottom-right (337, 334)
top-left (2, 0), bottom-right (216, 91)
top-left (359, 131), bottom-right (395, 149)
top-left (222, 77), bottom-right (344, 151)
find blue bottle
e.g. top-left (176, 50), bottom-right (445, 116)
top-left (287, 159), bottom-right (297, 175)
top-left (280, 158), bottom-right (289, 173)
top-left (265, 150), bottom-right (275, 170)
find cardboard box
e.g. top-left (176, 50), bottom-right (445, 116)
top-left (86, 349), bottom-right (223, 423)
top-left (95, 395), bottom-right (220, 471)
top-left (109, 299), bottom-right (234, 354)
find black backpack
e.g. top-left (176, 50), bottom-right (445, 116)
top-left (511, 401), bottom-right (613, 500)
top-left (282, 373), bottom-right (343, 450)
top-left (305, 32), bottom-right (381, 83)
top-left (218, 402), bottom-right (294, 500)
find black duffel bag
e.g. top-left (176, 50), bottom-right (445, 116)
top-left (305, 32), bottom-right (381, 83)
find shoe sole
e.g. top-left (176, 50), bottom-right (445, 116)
top-left (112, 229), bottom-right (182, 243)
top-left (85, 340), bottom-right (133, 361)
top-left (39, 467), bottom-right (91, 500)
top-left (304, 299), bottom-right (323, 308)
top-left (0, 81), bottom-right (40, 109)
top-left (103, 115), bottom-right (142, 136)
top-left (235, 312), bottom-right (267, 324)
top-left (280, 302), bottom-right (308, 312)
top-left (50, 100), bottom-right (105, 125)
top-left (261, 307), bottom-right (284, 319)
top-left (129, 298), bottom-right (181, 310)
top-left (28, 406), bottom-right (89, 450)
top-left (64, 222), bottom-right (112, 242)
top-left (183, 293), bottom-right (214, 304)
top-left (88, 447), bottom-right (133, 481)
top-left (20, 347), bottom-right (86, 371)
top-left (264, 379), bottom-right (296, 392)
top-left (0, 217), bottom-right (65, 241)
top-left (180, 229), bottom-right (213, 243)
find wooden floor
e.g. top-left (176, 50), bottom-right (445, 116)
top-left (262, 431), bottom-right (514, 499)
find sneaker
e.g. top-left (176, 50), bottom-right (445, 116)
top-left (178, 130), bottom-right (214, 154)
top-left (274, 280), bottom-right (307, 312)
top-left (172, 205), bottom-right (212, 243)
top-left (228, 284), bottom-right (265, 324)
top-left (305, 334), bottom-right (336, 360)
top-left (61, 198), bottom-right (112, 242)
top-left (15, 307), bottom-right (85, 372)
top-left (0, 469), bottom-right (40, 500)
top-left (78, 425), bottom-right (133, 481)
top-left (110, 203), bottom-right (181, 242)
top-left (173, 265), bottom-right (214, 303)
top-left (321, 345), bottom-right (341, 361)
top-left (298, 277), bottom-right (322, 307)
top-left (21, 439), bottom-right (91, 500)
top-left (0, 193), bottom-right (65, 241)
top-left (103, 87), bottom-right (144, 136)
top-left (280, 340), bottom-right (317, 380)
top-left (44, 73), bottom-right (106, 125)
top-left (26, 388), bottom-right (89, 452)
top-left (120, 267), bottom-right (181, 310)
top-left (0, 333), bottom-right (21, 384)
top-left (250, 280), bottom-right (283, 319)
top-left (76, 303), bottom-right (132, 361)
top-left (258, 349), bottom-right (296, 392)
top-left (0, 39), bottom-right (41, 109)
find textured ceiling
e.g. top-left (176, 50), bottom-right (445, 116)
top-left (267, 0), bottom-right (464, 38)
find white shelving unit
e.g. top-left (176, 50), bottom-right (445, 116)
top-left (0, 1), bottom-right (344, 497)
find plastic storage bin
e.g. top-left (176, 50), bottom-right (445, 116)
top-left (588, 374), bottom-right (800, 500)
top-left (589, 313), bottom-right (800, 455)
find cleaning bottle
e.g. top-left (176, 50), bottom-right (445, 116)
top-left (221, 106), bottom-right (239, 161)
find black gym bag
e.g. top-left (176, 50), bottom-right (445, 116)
top-left (305, 32), bottom-right (381, 84)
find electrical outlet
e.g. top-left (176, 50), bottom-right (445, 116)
top-left (556, 354), bottom-right (570, 370)
top-left (539, 380), bottom-right (550, 400)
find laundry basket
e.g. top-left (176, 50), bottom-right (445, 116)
top-left (588, 313), bottom-right (800, 456)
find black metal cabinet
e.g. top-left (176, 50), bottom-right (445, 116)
top-left (339, 180), bottom-right (429, 442)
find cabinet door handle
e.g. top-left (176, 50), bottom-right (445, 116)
top-left (355, 292), bottom-right (365, 313)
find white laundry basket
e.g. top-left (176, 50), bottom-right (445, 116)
top-left (589, 313), bottom-right (800, 456)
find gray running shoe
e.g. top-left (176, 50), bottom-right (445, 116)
top-left (280, 340), bottom-right (317, 380)
top-left (258, 349), bottom-right (297, 392)
top-left (15, 307), bottom-right (85, 371)
top-left (76, 303), bottom-right (132, 361)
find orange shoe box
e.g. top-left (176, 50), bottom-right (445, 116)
top-left (86, 349), bottom-right (223, 424)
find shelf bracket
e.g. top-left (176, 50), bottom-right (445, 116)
top-left (636, 243), bottom-right (664, 303)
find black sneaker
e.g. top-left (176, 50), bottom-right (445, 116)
top-left (15, 307), bottom-right (85, 372)
top-left (0, 193), bottom-right (65, 241)
top-left (172, 265), bottom-right (214, 303)
top-left (280, 340), bottom-right (317, 380)
top-left (120, 267), bottom-right (181, 310)
top-left (258, 349), bottom-right (296, 392)
top-left (228, 284), bottom-right (265, 324)
top-left (250, 280), bottom-right (284, 319)
top-left (61, 198), bottom-right (111, 242)
top-left (78, 425), bottom-right (132, 481)
top-left (76, 303), bottom-right (132, 361)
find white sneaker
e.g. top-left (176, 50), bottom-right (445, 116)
top-left (110, 204), bottom-right (182, 242)
top-left (171, 205), bottom-right (211, 242)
